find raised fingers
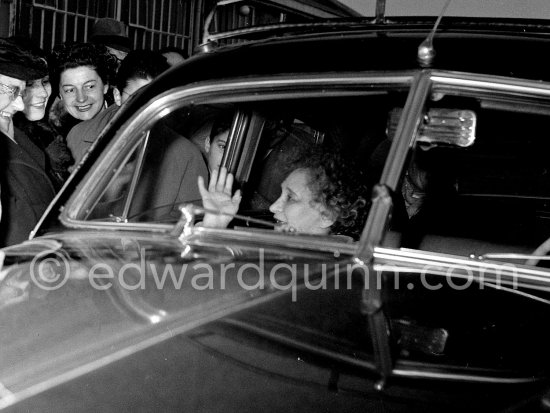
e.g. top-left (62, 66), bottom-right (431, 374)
top-left (198, 175), bottom-right (208, 198)
top-left (216, 167), bottom-right (227, 193)
top-left (232, 188), bottom-right (242, 203)
top-left (208, 168), bottom-right (219, 192)
top-left (225, 171), bottom-right (234, 194)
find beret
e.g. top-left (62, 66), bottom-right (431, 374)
top-left (0, 38), bottom-right (48, 81)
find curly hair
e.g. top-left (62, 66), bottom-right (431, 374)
top-left (292, 149), bottom-right (369, 240)
top-left (50, 42), bottom-right (116, 87)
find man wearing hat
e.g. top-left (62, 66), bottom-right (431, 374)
top-left (0, 38), bottom-right (56, 246)
top-left (90, 18), bottom-right (131, 70)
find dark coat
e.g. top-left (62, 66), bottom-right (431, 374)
top-left (0, 128), bottom-right (56, 247)
top-left (13, 114), bottom-right (73, 189)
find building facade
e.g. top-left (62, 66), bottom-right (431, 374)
top-left (2, 0), bottom-right (354, 54)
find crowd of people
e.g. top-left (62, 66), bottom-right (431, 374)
top-left (0, 18), bottom-right (188, 247)
top-left (0, 17), bottom-right (370, 248)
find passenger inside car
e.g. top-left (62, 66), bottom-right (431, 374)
top-left (129, 120), bottom-right (208, 221)
top-left (82, 94), bottom-right (401, 228)
top-left (87, 53), bottom-right (208, 222)
top-left (243, 120), bottom-right (320, 211)
top-left (198, 148), bottom-right (369, 240)
top-left (204, 114), bottom-right (230, 173)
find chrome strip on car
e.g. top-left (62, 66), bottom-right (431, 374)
top-left (373, 246), bottom-right (550, 292)
top-left (356, 71), bottom-right (433, 263)
top-left (392, 367), bottom-right (541, 384)
top-left (431, 70), bottom-right (550, 97)
top-left (121, 131), bottom-right (150, 221)
top-left (354, 70), bottom-right (433, 390)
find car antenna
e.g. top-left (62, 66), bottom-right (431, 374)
top-left (417, 0), bottom-right (452, 67)
top-left (199, 0), bottom-right (245, 52)
top-left (374, 0), bottom-right (386, 24)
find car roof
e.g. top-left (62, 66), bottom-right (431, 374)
top-left (122, 19), bottom-right (550, 116)
top-left (185, 18), bottom-right (550, 83)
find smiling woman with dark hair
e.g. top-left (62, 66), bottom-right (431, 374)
top-left (51, 42), bottom-right (116, 122)
top-left (65, 49), bottom-right (169, 166)
top-left (10, 36), bottom-right (72, 187)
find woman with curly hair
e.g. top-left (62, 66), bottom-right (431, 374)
top-left (198, 149), bottom-right (369, 240)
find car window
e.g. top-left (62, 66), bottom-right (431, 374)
top-left (379, 88), bottom-right (550, 376)
top-left (239, 95), bottom-right (391, 214)
top-left (83, 106), bottom-right (224, 223)
top-left (81, 90), bottom-right (411, 231)
top-left (395, 96), bottom-right (550, 255)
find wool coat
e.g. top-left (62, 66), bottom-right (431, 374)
top-left (0, 128), bottom-right (56, 247)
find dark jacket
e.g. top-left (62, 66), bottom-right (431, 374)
top-left (13, 114), bottom-right (73, 189)
top-left (0, 128), bottom-right (56, 247)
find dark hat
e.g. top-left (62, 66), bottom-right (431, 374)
top-left (90, 18), bottom-right (131, 53)
top-left (0, 38), bottom-right (48, 81)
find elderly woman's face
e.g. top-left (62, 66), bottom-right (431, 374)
top-left (269, 168), bottom-right (334, 234)
top-left (0, 74), bottom-right (25, 119)
top-left (22, 76), bottom-right (51, 121)
top-left (59, 66), bottom-right (107, 121)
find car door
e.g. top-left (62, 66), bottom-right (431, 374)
top-left (364, 70), bottom-right (550, 402)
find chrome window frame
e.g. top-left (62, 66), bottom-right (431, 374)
top-left (59, 72), bottom-right (415, 235)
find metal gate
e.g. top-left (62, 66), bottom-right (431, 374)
top-left (9, 0), bottom-right (353, 54)
top-left (12, 0), bottom-right (197, 54)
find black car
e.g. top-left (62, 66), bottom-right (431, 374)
top-left (3, 4), bottom-right (550, 411)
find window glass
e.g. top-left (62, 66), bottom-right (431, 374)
top-left (233, 94), bottom-right (409, 237)
top-left (84, 141), bottom-right (142, 222)
top-left (382, 92), bottom-right (550, 374)
top-left (395, 96), bottom-right (550, 255)
top-left (84, 91), bottom-right (410, 234)
top-left (84, 105), bottom-right (223, 223)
